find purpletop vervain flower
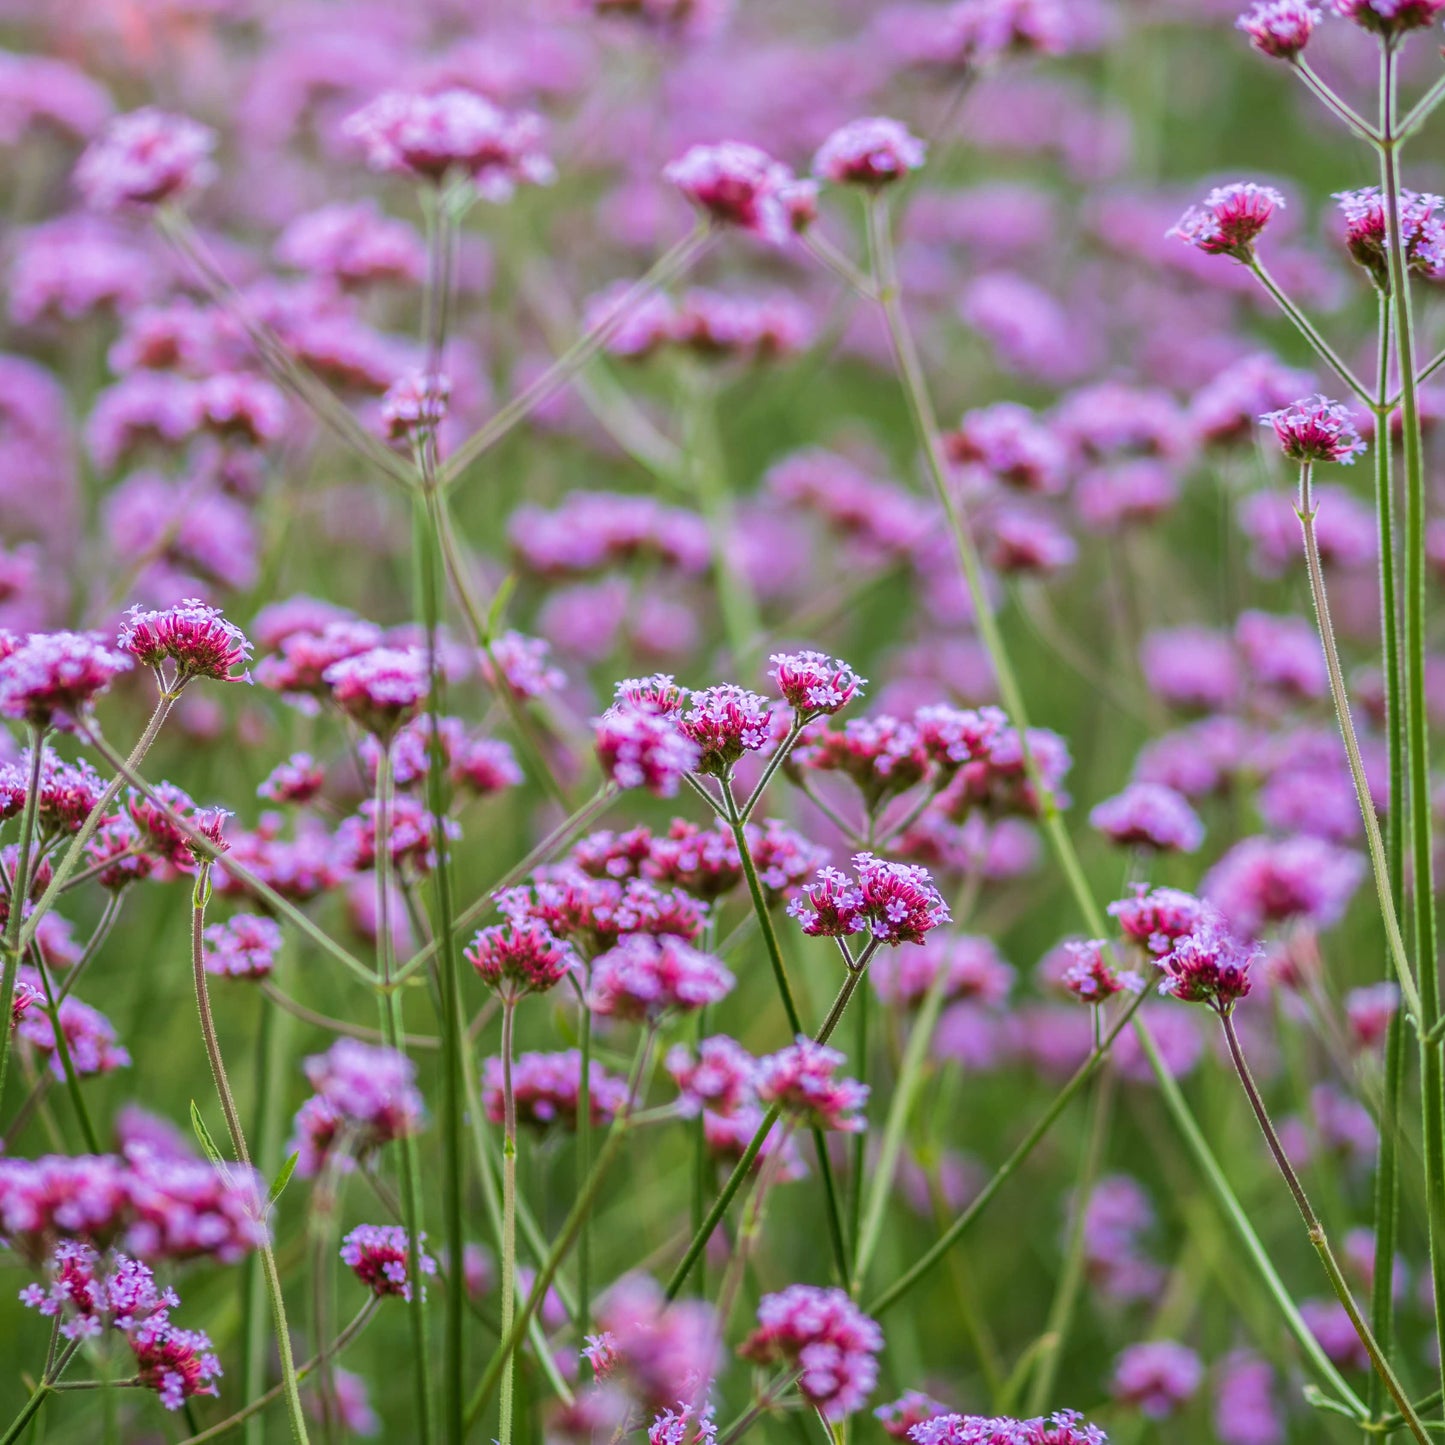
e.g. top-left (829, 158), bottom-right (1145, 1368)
top-left (1169, 182), bottom-right (1285, 262)
top-left (1157, 922), bottom-right (1256, 1013)
top-left (770, 650), bottom-right (866, 716)
top-left (740, 1285), bottom-right (883, 1420)
top-left (340, 1223), bottom-right (437, 1302)
top-left (678, 684), bottom-right (774, 775)
top-left (323, 646), bottom-right (429, 738)
top-left (1089, 782), bottom-right (1205, 853)
top-left (664, 141), bottom-right (794, 243)
top-left (1334, 186), bottom-right (1445, 288)
top-left (203, 914), bottom-right (283, 981)
top-left (343, 89), bottom-right (554, 197)
top-left (75, 108), bottom-right (216, 211)
top-left (1237, 1), bottom-right (1321, 58)
top-left (1332, 0), bottom-right (1445, 34)
top-left (910, 1410), bottom-right (1107, 1443)
top-left (588, 934), bottom-right (735, 1020)
top-left (0, 631), bottom-right (132, 728)
top-left (1060, 939), bottom-right (1139, 1003)
top-left (380, 371), bottom-right (450, 440)
top-left (482, 1049), bottom-right (630, 1130)
top-left (465, 919), bottom-right (577, 1000)
top-left (594, 705), bottom-right (701, 797)
top-left (754, 1037), bottom-right (869, 1131)
top-left (1110, 1340), bottom-right (1204, 1418)
top-left (813, 117), bottom-right (927, 187)
top-left (1261, 394), bottom-right (1366, 465)
top-left (118, 600), bottom-right (252, 686)
top-left (875, 1390), bottom-right (949, 1438)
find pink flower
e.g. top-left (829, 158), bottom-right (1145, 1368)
top-left (678, 685), bottom-right (775, 775)
top-left (288, 1040), bottom-right (426, 1177)
top-left (1060, 939), bottom-right (1138, 1003)
top-left (594, 705), bottom-right (701, 797)
top-left (118, 600), bottom-right (252, 685)
top-left (740, 1285), bottom-right (883, 1420)
top-left (323, 646), bottom-right (429, 737)
top-left (588, 934), bottom-right (735, 1020)
top-left (340, 1223), bottom-right (437, 1302)
top-left (1157, 923), bottom-right (1256, 1012)
top-left (196, 373), bottom-right (288, 445)
top-left (813, 117), bottom-right (927, 187)
top-left (380, 371), bottom-right (450, 439)
top-left (1111, 1340), bottom-right (1204, 1419)
top-left (465, 920), bottom-right (577, 1000)
top-left (75, 108), bottom-right (216, 211)
top-left (0, 631), bottom-right (132, 728)
top-left (1109, 885), bottom-right (1215, 959)
top-left (1346, 981), bottom-right (1400, 1050)
top-left (946, 402), bottom-right (1069, 494)
top-left (258, 753), bottom-right (326, 805)
top-left (1335, 186), bottom-right (1445, 286)
top-left (664, 142), bottom-right (794, 243)
top-left (481, 630), bottom-right (565, 700)
top-left (911, 1410), bottom-right (1107, 1443)
top-left (343, 89), bottom-right (554, 197)
top-left (482, 1049), bottom-right (630, 1130)
top-left (1260, 394), bottom-right (1366, 464)
top-left (788, 866), bottom-right (869, 939)
top-left (1090, 782), bottom-right (1204, 852)
top-left (769, 651), bottom-right (866, 717)
top-left (853, 853), bottom-right (951, 945)
top-left (871, 933), bottom-right (1014, 1007)
top-left (1333, 0), bottom-right (1445, 33)
top-left (1237, 0), bottom-right (1321, 57)
top-left (875, 1391), bottom-right (949, 1439)
top-left (755, 1037), bottom-right (869, 1131)
top-left (1169, 182), bottom-right (1286, 261)
top-left (127, 1316), bottom-right (222, 1410)
top-left (203, 914), bottom-right (283, 981)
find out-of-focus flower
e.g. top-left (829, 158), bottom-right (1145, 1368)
top-left (1090, 782), bottom-right (1204, 852)
top-left (1237, 1), bottom-right (1321, 58)
top-left (664, 142), bottom-right (794, 243)
top-left (203, 914), bottom-right (283, 981)
top-left (1111, 1340), bottom-right (1204, 1418)
top-left (814, 117), bottom-right (926, 187)
top-left (75, 109), bottom-right (216, 211)
top-left (740, 1285), bottom-right (883, 1419)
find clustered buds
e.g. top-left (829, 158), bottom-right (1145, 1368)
top-left (1237, 1), bottom-right (1321, 58)
top-left (465, 919), bottom-right (577, 1001)
top-left (340, 1223), bottom-right (437, 1302)
top-left (118, 600), bottom-right (252, 688)
top-left (813, 117), bottom-right (927, 187)
top-left (790, 854), bottom-right (950, 947)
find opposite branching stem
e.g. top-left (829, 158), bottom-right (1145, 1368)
top-left (1219, 1011), bottom-right (1426, 1444)
top-left (1248, 258), bottom-right (1375, 408)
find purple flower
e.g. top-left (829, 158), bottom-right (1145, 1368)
top-left (288, 1040), bottom-right (426, 1177)
top-left (1333, 0), bottom-right (1445, 34)
top-left (119, 600), bottom-right (251, 685)
top-left (875, 1390), bottom-right (949, 1438)
top-left (482, 1049), bottom-right (630, 1130)
top-left (854, 853), bottom-right (952, 945)
top-left (1060, 939), bottom-right (1138, 1003)
top-left (1237, 1), bottom-right (1321, 57)
top-left (740, 1285), bottom-right (883, 1420)
top-left (127, 1316), bottom-right (223, 1409)
top-left (813, 117), bottom-right (927, 187)
top-left (340, 1223), bottom-right (437, 1302)
top-left (1157, 922), bottom-right (1256, 1013)
top-left (1204, 834), bottom-right (1365, 937)
top-left (1214, 1351), bottom-right (1285, 1445)
top-left (678, 684), bottom-right (775, 775)
top-left (947, 402), bottom-right (1069, 494)
top-left (481, 630), bottom-right (565, 700)
top-left (755, 1037), bottom-right (869, 1132)
top-left (275, 201), bottom-right (425, 289)
top-left (1090, 782), bottom-right (1205, 853)
top-left (591, 1273), bottom-right (721, 1417)
top-left (0, 631), bottom-right (132, 728)
top-left (75, 108), bottom-right (215, 211)
top-left (1335, 186), bottom-right (1445, 286)
top-left (1110, 1340), bottom-right (1204, 1418)
top-left (1140, 626), bottom-right (1240, 712)
top-left (465, 920), bottom-right (577, 1000)
top-left (594, 705), bottom-right (701, 797)
top-left (664, 141), bottom-right (794, 243)
top-left (588, 934), bottom-right (735, 1020)
top-left (1109, 885), bottom-right (1216, 959)
top-left (203, 914), bottom-right (283, 981)
top-left (343, 89), bottom-right (554, 197)
top-left (871, 933), bottom-right (1014, 1007)
top-left (323, 646), bottom-right (429, 737)
top-left (380, 371), bottom-right (450, 440)
top-left (1169, 182), bottom-right (1285, 261)
top-left (1261, 394), bottom-right (1366, 465)
top-left (769, 651), bottom-right (866, 717)
top-left (910, 1410), bottom-right (1107, 1443)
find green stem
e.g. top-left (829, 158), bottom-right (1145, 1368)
top-left (0, 732), bottom-right (45, 1113)
top-left (1382, 44), bottom-right (1445, 1411)
top-left (850, 966), bottom-right (950, 1295)
top-left (1295, 460), bottom-right (1419, 1021)
top-left (577, 992), bottom-right (593, 1336)
top-left (1248, 258), bottom-right (1375, 408)
top-left (439, 226), bottom-right (713, 488)
top-left (498, 998), bottom-right (518, 1445)
top-left (1220, 1011), bottom-right (1425, 1442)
top-left (372, 747), bottom-right (434, 1445)
top-left (1025, 1063), bottom-right (1116, 1415)
top-left (1294, 58), bottom-right (1384, 143)
top-left (869, 189), bottom-right (1365, 1411)
top-left (190, 865), bottom-right (310, 1444)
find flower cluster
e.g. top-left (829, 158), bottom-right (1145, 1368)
top-left (482, 1050), bottom-right (631, 1130)
top-left (754, 1037), bottom-right (869, 1132)
top-left (465, 919), bottom-right (576, 1001)
top-left (588, 933), bottom-right (735, 1020)
top-left (790, 854), bottom-right (950, 947)
top-left (287, 1040), bottom-right (426, 1177)
top-left (340, 1224), bottom-right (437, 1302)
top-left (740, 1285), bottom-right (883, 1419)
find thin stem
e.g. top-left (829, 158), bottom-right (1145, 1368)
top-left (440, 226), bottom-right (712, 488)
top-left (1399, 68), bottom-right (1445, 140)
top-left (1, 731), bottom-right (50, 1113)
top-left (372, 747), bottom-right (434, 1445)
top-left (1294, 58), bottom-right (1384, 143)
top-left (498, 997), bottom-right (519, 1445)
top-left (868, 188), bottom-right (1364, 1410)
top-left (850, 964), bottom-right (950, 1295)
top-left (1295, 460), bottom-right (1419, 1021)
top-left (54, 893), bottom-right (125, 1006)
top-left (176, 1301), bottom-right (380, 1445)
top-left (1220, 1010), bottom-right (1425, 1442)
top-left (1248, 258), bottom-right (1376, 408)
top-left (190, 864), bottom-right (310, 1444)
top-left (1383, 45), bottom-right (1445, 1412)
top-left (1025, 1066), bottom-right (1115, 1414)
top-left (741, 718), bottom-right (805, 822)
top-left (577, 994), bottom-right (594, 1335)
top-left (258, 982), bottom-right (439, 1049)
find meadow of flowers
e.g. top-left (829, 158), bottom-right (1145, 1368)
top-left (3, 0), bottom-right (1445, 1441)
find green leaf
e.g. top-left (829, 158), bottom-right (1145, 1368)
top-left (267, 1151), bottom-right (300, 1208)
top-left (485, 573), bottom-right (518, 644)
top-left (190, 1100), bottom-right (225, 1168)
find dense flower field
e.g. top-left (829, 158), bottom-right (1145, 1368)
top-left (1, 0), bottom-right (1444, 1441)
